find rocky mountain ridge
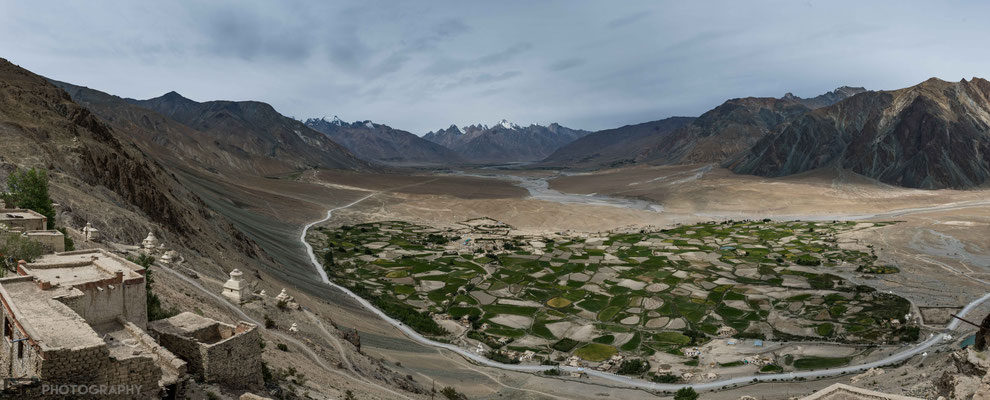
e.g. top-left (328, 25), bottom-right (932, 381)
top-left (423, 120), bottom-right (590, 163)
top-left (304, 116), bottom-right (463, 165)
top-left (729, 78), bottom-right (990, 189)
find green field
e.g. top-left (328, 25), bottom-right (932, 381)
top-left (311, 218), bottom-right (909, 372)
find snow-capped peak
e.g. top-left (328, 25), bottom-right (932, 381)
top-left (364, 121), bottom-right (375, 130)
top-left (449, 124), bottom-right (464, 134)
top-left (497, 119), bottom-right (519, 130)
top-left (319, 115), bottom-right (345, 126)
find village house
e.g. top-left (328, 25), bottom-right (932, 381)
top-left (0, 249), bottom-right (187, 398)
top-left (0, 208), bottom-right (65, 253)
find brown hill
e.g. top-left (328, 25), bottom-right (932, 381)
top-left (638, 87), bottom-right (867, 165)
top-left (729, 78), bottom-right (990, 189)
top-left (0, 58), bottom-right (268, 268)
top-left (540, 117), bottom-right (695, 168)
top-left (118, 91), bottom-right (371, 175)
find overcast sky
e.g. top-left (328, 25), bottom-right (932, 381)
top-left (2, 1), bottom-right (988, 133)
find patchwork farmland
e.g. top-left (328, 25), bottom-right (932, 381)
top-left (309, 218), bottom-right (918, 381)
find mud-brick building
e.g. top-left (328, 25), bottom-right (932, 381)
top-left (149, 312), bottom-right (263, 389)
top-left (0, 209), bottom-right (46, 231)
top-left (0, 208), bottom-right (65, 253)
top-left (0, 249), bottom-right (187, 398)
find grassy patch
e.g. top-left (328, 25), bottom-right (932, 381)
top-left (574, 343), bottom-right (618, 362)
top-left (546, 297), bottom-right (572, 308)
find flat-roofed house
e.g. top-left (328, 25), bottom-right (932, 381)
top-left (0, 209), bottom-right (47, 231)
top-left (0, 209), bottom-right (64, 253)
top-left (0, 249), bottom-right (187, 398)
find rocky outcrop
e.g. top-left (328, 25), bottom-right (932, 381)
top-left (730, 78), bottom-right (990, 189)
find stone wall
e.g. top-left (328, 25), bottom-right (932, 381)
top-left (150, 318), bottom-right (263, 390)
top-left (51, 272), bottom-right (146, 329)
top-left (23, 231), bottom-right (64, 253)
top-left (201, 322), bottom-right (263, 389)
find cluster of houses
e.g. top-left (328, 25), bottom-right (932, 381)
top-left (593, 354), bottom-right (626, 372)
top-left (0, 208), bottom-right (67, 254)
top-left (0, 208), bottom-right (266, 398)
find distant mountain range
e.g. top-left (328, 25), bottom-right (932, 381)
top-left (423, 120), bottom-right (591, 163)
top-left (19, 56), bottom-right (990, 189)
top-left (545, 86), bottom-right (867, 169)
top-left (304, 116), bottom-right (463, 165)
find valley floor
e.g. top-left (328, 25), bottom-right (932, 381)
top-left (174, 164), bottom-right (990, 399)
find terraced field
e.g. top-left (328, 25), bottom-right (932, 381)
top-left (311, 218), bottom-right (915, 372)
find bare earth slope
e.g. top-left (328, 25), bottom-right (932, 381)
top-left (0, 58), bottom-right (267, 270)
top-left (730, 78), bottom-right (990, 189)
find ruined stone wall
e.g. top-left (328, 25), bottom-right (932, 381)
top-left (201, 323), bottom-right (263, 389)
top-left (150, 330), bottom-right (206, 378)
top-left (120, 319), bottom-right (186, 384)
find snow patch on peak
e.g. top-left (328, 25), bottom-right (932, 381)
top-left (364, 121), bottom-right (375, 130)
top-left (313, 115), bottom-right (345, 126)
top-left (497, 119), bottom-right (519, 130)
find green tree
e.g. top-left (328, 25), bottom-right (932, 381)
top-left (5, 168), bottom-right (56, 229)
top-left (0, 225), bottom-right (45, 271)
top-left (674, 387), bottom-right (698, 400)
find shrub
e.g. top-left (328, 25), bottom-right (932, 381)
top-left (440, 386), bottom-right (466, 400)
top-left (616, 359), bottom-right (650, 375)
top-left (674, 387), bottom-right (699, 400)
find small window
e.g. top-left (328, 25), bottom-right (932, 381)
top-left (16, 341), bottom-right (23, 359)
top-left (3, 318), bottom-right (10, 340)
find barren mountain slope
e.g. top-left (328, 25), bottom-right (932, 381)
top-left (0, 58), bottom-right (267, 271)
top-left (124, 91), bottom-right (371, 174)
top-left (638, 86), bottom-right (867, 165)
top-left (541, 116), bottom-right (695, 168)
top-left (730, 78), bottom-right (990, 189)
